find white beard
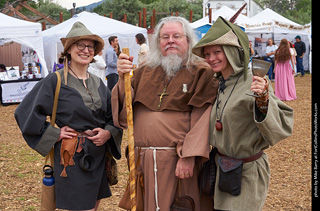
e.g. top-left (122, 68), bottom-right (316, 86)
top-left (161, 54), bottom-right (183, 78)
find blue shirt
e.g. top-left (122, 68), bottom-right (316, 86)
top-left (105, 45), bottom-right (118, 76)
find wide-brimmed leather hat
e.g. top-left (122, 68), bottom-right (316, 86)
top-left (60, 21), bottom-right (104, 56)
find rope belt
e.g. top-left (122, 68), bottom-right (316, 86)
top-left (139, 147), bottom-right (176, 211)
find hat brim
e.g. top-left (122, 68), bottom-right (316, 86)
top-left (61, 34), bottom-right (104, 56)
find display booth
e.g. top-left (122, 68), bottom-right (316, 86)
top-left (245, 9), bottom-right (311, 72)
top-left (42, 11), bottom-right (148, 73)
top-left (191, 7), bottom-right (311, 72)
top-left (191, 6), bottom-right (255, 40)
top-left (0, 13), bottom-right (48, 105)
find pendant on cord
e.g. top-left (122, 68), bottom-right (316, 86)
top-left (215, 119), bottom-right (223, 131)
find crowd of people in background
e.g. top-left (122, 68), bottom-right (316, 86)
top-left (53, 33), bottom-right (149, 93)
top-left (52, 30), bottom-right (305, 103)
top-left (249, 35), bottom-right (306, 101)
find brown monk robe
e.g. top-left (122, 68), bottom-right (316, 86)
top-left (112, 63), bottom-right (217, 210)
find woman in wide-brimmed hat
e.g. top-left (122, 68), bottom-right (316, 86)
top-left (15, 22), bottom-right (123, 211)
top-left (192, 17), bottom-right (294, 211)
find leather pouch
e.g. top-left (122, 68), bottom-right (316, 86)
top-left (60, 134), bottom-right (78, 177)
top-left (218, 156), bottom-right (243, 196)
top-left (105, 151), bottom-right (118, 186)
top-left (198, 148), bottom-right (217, 196)
top-left (170, 195), bottom-right (195, 211)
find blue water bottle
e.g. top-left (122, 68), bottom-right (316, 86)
top-left (43, 165), bottom-right (55, 186)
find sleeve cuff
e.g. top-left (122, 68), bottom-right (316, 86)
top-left (34, 125), bottom-right (60, 157)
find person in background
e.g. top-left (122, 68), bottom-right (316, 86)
top-left (294, 35), bottom-right (306, 77)
top-left (265, 38), bottom-right (277, 81)
top-left (105, 36), bottom-right (119, 91)
top-left (135, 33), bottom-right (149, 65)
top-left (249, 41), bottom-right (255, 68)
top-left (53, 57), bottom-right (64, 72)
top-left (115, 43), bottom-right (121, 58)
top-left (88, 50), bottom-right (107, 83)
top-left (0, 64), bottom-right (6, 72)
top-left (288, 41), bottom-right (297, 76)
top-left (274, 39), bottom-right (297, 101)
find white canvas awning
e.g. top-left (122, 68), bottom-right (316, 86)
top-left (0, 13), bottom-right (48, 76)
top-left (42, 11), bottom-right (148, 73)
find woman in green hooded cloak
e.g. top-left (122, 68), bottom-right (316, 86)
top-left (192, 17), bottom-right (294, 211)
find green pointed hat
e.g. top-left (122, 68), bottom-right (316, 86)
top-left (192, 16), bottom-right (249, 79)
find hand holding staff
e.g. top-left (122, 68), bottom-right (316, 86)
top-left (121, 47), bottom-right (136, 211)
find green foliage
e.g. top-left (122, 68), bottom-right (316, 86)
top-left (146, 0), bottom-right (202, 23)
top-left (37, 0), bottom-right (71, 21)
top-left (93, 0), bottom-right (202, 27)
top-left (255, 0), bottom-right (311, 25)
top-left (0, 0), bottom-right (71, 22)
top-left (94, 0), bottom-right (143, 25)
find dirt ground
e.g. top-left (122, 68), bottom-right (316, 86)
top-left (0, 74), bottom-right (312, 210)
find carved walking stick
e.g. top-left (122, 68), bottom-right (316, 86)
top-left (122, 47), bottom-right (137, 211)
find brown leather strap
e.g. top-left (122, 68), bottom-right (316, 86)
top-left (217, 150), bottom-right (264, 163)
top-left (44, 71), bottom-right (61, 168)
top-left (50, 71), bottom-right (61, 126)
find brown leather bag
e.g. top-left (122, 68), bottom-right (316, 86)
top-left (170, 180), bottom-right (195, 211)
top-left (170, 196), bottom-right (195, 211)
top-left (118, 147), bottom-right (144, 210)
top-left (105, 151), bottom-right (118, 186)
top-left (198, 148), bottom-right (217, 196)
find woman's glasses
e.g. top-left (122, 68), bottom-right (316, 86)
top-left (75, 43), bottom-right (96, 52)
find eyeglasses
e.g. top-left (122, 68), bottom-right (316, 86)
top-left (75, 43), bottom-right (96, 52)
top-left (159, 33), bottom-right (186, 42)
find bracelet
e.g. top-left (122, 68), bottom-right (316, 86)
top-left (255, 78), bottom-right (269, 114)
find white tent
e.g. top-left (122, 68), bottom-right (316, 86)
top-left (191, 6), bottom-right (256, 29)
top-left (42, 11), bottom-right (148, 73)
top-left (245, 8), bottom-right (311, 71)
top-left (249, 8), bottom-right (301, 26)
top-left (0, 13), bottom-right (48, 76)
top-left (191, 6), bottom-right (257, 40)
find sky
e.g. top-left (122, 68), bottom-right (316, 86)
top-left (51, 0), bottom-right (102, 9)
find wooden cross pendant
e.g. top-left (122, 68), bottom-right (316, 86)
top-left (157, 85), bottom-right (170, 110)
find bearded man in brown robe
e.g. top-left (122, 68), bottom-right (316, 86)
top-left (112, 16), bottom-right (218, 210)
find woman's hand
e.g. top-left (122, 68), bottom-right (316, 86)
top-left (251, 76), bottom-right (267, 94)
top-left (58, 126), bottom-right (77, 142)
top-left (86, 128), bottom-right (111, 146)
top-left (117, 53), bottom-right (134, 79)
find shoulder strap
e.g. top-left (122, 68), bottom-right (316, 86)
top-left (51, 71), bottom-right (61, 126)
top-left (45, 71), bottom-right (61, 167)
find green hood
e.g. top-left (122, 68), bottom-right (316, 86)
top-left (192, 16), bottom-right (250, 80)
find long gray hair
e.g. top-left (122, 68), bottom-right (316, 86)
top-left (144, 16), bottom-right (201, 68)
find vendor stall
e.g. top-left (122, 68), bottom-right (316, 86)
top-left (42, 11), bottom-right (148, 72)
top-left (0, 13), bottom-right (47, 104)
top-left (0, 13), bottom-right (48, 76)
top-left (245, 8), bottom-right (311, 71)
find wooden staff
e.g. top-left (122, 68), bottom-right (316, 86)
top-left (122, 47), bottom-right (136, 211)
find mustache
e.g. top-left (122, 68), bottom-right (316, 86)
top-left (165, 44), bottom-right (179, 51)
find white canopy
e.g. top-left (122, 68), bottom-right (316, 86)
top-left (0, 13), bottom-right (48, 76)
top-left (191, 6), bottom-right (256, 29)
top-left (249, 8), bottom-right (301, 27)
top-left (244, 8), bottom-right (311, 71)
top-left (43, 11), bottom-right (148, 73)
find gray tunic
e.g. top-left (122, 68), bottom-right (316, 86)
top-left (15, 69), bottom-right (122, 210)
